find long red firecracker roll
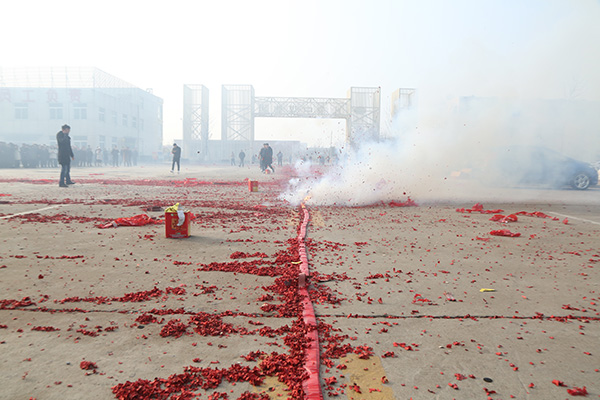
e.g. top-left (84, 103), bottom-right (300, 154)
top-left (297, 204), bottom-right (323, 400)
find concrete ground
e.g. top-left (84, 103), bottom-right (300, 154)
top-left (0, 163), bottom-right (599, 400)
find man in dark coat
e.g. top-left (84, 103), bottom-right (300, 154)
top-left (238, 150), bottom-right (246, 167)
top-left (171, 143), bottom-right (181, 173)
top-left (259, 143), bottom-right (274, 173)
top-left (56, 124), bottom-right (74, 187)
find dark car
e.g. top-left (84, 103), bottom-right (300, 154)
top-left (490, 146), bottom-right (598, 190)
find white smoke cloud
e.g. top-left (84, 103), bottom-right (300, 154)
top-left (280, 91), bottom-right (600, 207)
top-left (280, 1), bottom-right (600, 207)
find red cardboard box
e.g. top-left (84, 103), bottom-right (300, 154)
top-left (165, 211), bottom-right (191, 238)
top-left (248, 181), bottom-right (258, 192)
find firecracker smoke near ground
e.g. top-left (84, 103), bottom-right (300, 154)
top-left (280, 112), bottom-right (487, 206)
top-left (281, 0), bottom-right (600, 207)
top-left (281, 95), bottom-right (600, 207)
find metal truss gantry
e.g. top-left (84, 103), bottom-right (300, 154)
top-left (391, 88), bottom-right (417, 117)
top-left (254, 97), bottom-right (350, 119)
top-left (183, 84), bottom-right (209, 159)
top-left (220, 85), bottom-right (381, 145)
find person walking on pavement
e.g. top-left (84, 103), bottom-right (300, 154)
top-left (56, 124), bottom-right (75, 187)
top-left (171, 143), bottom-right (181, 173)
top-left (239, 150), bottom-right (246, 167)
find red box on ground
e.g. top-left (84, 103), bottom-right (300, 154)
top-left (165, 211), bottom-right (191, 238)
top-left (248, 181), bottom-right (258, 192)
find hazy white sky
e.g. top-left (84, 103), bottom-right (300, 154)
top-left (2, 0), bottom-right (599, 146)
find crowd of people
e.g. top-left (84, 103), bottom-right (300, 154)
top-left (0, 141), bottom-right (138, 168)
top-left (231, 144), bottom-right (338, 173)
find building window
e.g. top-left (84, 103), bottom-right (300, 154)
top-left (73, 136), bottom-right (87, 149)
top-left (99, 135), bottom-right (105, 148)
top-left (74, 104), bottom-right (87, 120)
top-left (14, 103), bottom-right (29, 119)
top-left (49, 103), bottom-right (63, 120)
top-left (112, 111), bottom-right (117, 125)
top-left (99, 107), bottom-right (105, 122)
top-left (122, 114), bottom-right (128, 127)
top-left (132, 116), bottom-right (137, 128)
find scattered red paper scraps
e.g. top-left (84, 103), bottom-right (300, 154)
top-left (98, 214), bottom-right (164, 229)
top-left (0, 177), bottom-right (259, 188)
top-left (456, 203), bottom-right (503, 214)
top-left (490, 229), bottom-right (521, 237)
top-left (489, 214), bottom-right (518, 223)
top-left (455, 373), bottom-right (467, 381)
top-left (412, 293), bottom-right (436, 305)
top-left (0, 193), bottom-right (11, 196)
top-left (0, 297), bottom-right (36, 310)
top-left (80, 361), bottom-right (98, 370)
top-left (229, 251), bottom-right (269, 259)
top-left (388, 198), bottom-right (417, 207)
top-left (9, 213), bottom-right (111, 225)
top-left (552, 379), bottom-right (566, 387)
top-left (567, 386), bottom-right (588, 396)
top-left (31, 326), bottom-right (60, 331)
top-left (515, 211), bottom-right (560, 221)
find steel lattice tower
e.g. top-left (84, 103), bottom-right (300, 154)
top-left (183, 84), bottom-right (209, 159)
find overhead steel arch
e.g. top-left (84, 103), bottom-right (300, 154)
top-left (221, 85), bottom-right (380, 145)
top-left (182, 85), bottom-right (384, 160)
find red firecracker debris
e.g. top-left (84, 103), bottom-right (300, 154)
top-left (490, 229), bottom-right (521, 237)
top-left (80, 361), bottom-right (97, 370)
top-left (567, 386), bottom-right (588, 396)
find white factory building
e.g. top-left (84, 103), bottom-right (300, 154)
top-left (0, 67), bottom-right (163, 160)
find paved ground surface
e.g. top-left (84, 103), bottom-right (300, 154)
top-left (0, 163), bottom-right (599, 400)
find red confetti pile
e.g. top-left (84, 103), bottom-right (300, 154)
top-left (490, 229), bottom-right (521, 237)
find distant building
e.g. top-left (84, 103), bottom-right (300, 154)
top-left (0, 67), bottom-right (163, 159)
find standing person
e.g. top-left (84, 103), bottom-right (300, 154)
top-left (277, 151), bottom-right (283, 166)
top-left (95, 146), bottom-right (103, 166)
top-left (124, 146), bottom-right (132, 167)
top-left (171, 143), bottom-right (181, 173)
top-left (13, 144), bottom-right (21, 168)
top-left (56, 124), bottom-right (75, 187)
top-left (259, 143), bottom-right (274, 173)
top-left (49, 145), bottom-right (58, 168)
top-left (230, 151), bottom-right (236, 166)
top-left (111, 145), bottom-right (119, 167)
top-left (238, 150), bottom-right (246, 167)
